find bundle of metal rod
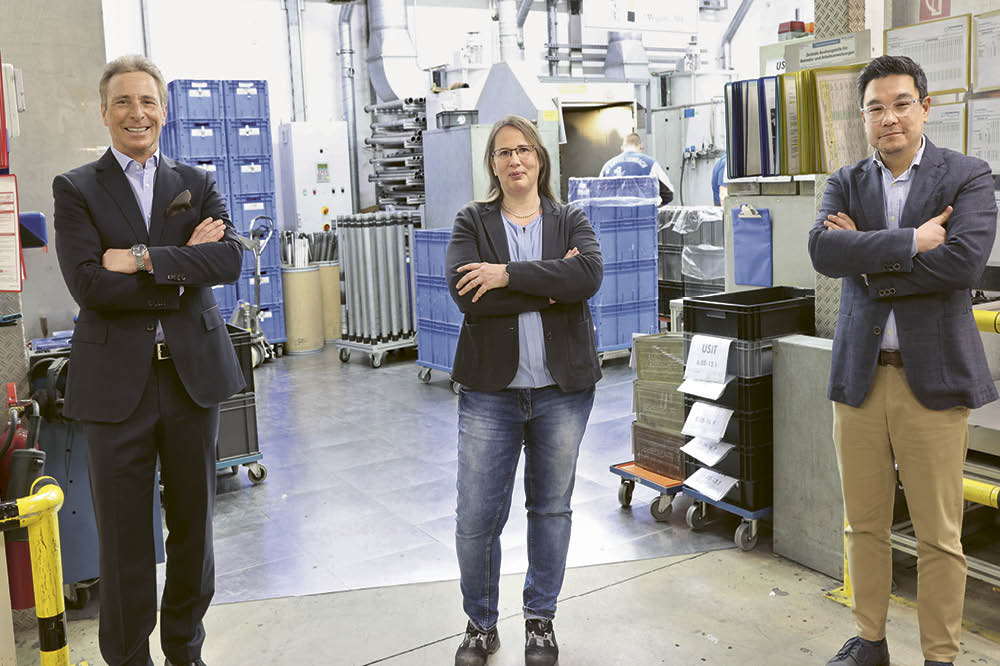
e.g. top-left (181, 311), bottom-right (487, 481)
top-left (367, 98), bottom-right (426, 211)
top-left (336, 211), bottom-right (421, 344)
top-left (305, 231), bottom-right (338, 262)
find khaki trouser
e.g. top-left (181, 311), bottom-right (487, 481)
top-left (832, 364), bottom-right (969, 662)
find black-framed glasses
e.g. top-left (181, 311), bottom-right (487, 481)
top-left (492, 144), bottom-right (536, 163)
top-left (861, 97), bottom-right (925, 121)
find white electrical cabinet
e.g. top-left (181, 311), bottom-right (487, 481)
top-left (278, 121), bottom-right (352, 232)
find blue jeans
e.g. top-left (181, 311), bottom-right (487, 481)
top-left (455, 384), bottom-right (595, 631)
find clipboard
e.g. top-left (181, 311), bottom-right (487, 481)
top-left (732, 203), bottom-right (772, 287)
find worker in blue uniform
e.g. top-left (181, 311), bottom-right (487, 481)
top-left (599, 132), bottom-right (674, 204)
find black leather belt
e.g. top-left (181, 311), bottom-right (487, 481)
top-left (878, 350), bottom-right (903, 367)
top-left (155, 342), bottom-right (171, 361)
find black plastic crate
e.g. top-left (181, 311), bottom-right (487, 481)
top-left (683, 444), bottom-right (772, 483)
top-left (217, 393), bottom-right (259, 463)
top-left (659, 279), bottom-right (684, 316)
top-left (684, 459), bottom-right (772, 511)
top-left (659, 244), bottom-right (683, 282)
top-left (684, 396), bottom-right (773, 447)
top-left (683, 286), bottom-right (815, 341)
top-left (703, 376), bottom-right (772, 412)
top-left (228, 323), bottom-right (255, 396)
top-left (683, 277), bottom-right (725, 298)
top-left (683, 218), bottom-right (724, 247)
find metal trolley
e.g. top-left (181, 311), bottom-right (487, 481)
top-left (610, 461), bottom-right (684, 522)
top-left (682, 486), bottom-right (773, 552)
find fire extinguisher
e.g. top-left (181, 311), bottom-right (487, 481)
top-left (0, 382), bottom-right (46, 610)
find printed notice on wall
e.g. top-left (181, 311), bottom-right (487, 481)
top-left (0, 175), bottom-right (22, 292)
top-left (684, 467), bottom-right (739, 503)
top-left (885, 15), bottom-right (970, 94)
top-left (681, 401), bottom-right (733, 442)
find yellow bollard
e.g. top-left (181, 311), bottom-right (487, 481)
top-left (964, 477), bottom-right (1000, 509)
top-left (825, 516), bottom-right (853, 607)
top-left (973, 309), bottom-right (1000, 334)
top-left (0, 476), bottom-right (88, 666)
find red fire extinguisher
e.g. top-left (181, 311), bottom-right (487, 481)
top-left (1, 382), bottom-right (44, 610)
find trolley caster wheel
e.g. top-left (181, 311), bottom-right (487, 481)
top-left (686, 503), bottom-right (709, 530)
top-left (618, 480), bottom-right (635, 508)
top-left (418, 367), bottom-right (432, 383)
top-left (452, 381), bottom-right (461, 395)
top-left (250, 343), bottom-right (264, 368)
top-left (247, 463), bottom-right (268, 484)
top-left (274, 344), bottom-right (284, 358)
top-left (339, 348), bottom-right (350, 363)
top-left (64, 583), bottom-right (89, 610)
top-left (370, 353), bottom-right (383, 369)
top-left (650, 494), bottom-right (673, 521)
top-left (598, 353), bottom-right (606, 367)
top-left (735, 521), bottom-right (758, 551)
top-left (231, 465), bottom-right (239, 476)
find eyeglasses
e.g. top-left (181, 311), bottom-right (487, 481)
top-left (492, 144), bottom-right (536, 163)
top-left (861, 98), bottom-right (924, 122)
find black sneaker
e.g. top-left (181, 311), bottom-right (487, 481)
top-left (455, 621), bottom-right (499, 666)
top-left (524, 618), bottom-right (559, 666)
top-left (826, 636), bottom-right (890, 666)
top-left (925, 661), bottom-right (953, 666)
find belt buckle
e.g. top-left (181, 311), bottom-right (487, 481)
top-left (156, 343), bottom-right (170, 361)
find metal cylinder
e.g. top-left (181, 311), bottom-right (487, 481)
top-left (339, 4), bottom-right (360, 213)
top-left (361, 216), bottom-right (379, 340)
top-left (385, 216), bottom-right (402, 337)
top-left (281, 266), bottom-right (325, 354)
top-left (400, 221), bottom-right (414, 333)
top-left (373, 214), bottom-right (389, 339)
top-left (349, 219), bottom-right (365, 339)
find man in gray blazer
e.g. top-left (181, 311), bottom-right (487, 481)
top-left (808, 55), bottom-right (997, 666)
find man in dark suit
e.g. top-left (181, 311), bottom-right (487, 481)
top-left (808, 55), bottom-right (997, 666)
top-left (53, 55), bottom-right (245, 666)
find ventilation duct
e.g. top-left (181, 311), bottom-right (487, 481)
top-left (604, 31), bottom-right (649, 81)
top-left (366, 0), bottom-right (424, 102)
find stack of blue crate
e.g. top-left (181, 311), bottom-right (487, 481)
top-left (413, 229), bottom-right (462, 378)
top-left (568, 175), bottom-right (660, 352)
top-left (164, 78), bottom-right (284, 344)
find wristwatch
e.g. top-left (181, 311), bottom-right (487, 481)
top-left (130, 244), bottom-right (148, 272)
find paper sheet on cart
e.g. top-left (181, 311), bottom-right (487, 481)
top-left (681, 401), bottom-right (733, 442)
top-left (680, 437), bottom-right (735, 467)
top-left (677, 376), bottom-right (735, 400)
top-left (684, 467), bottom-right (739, 503)
top-left (683, 334), bottom-right (732, 384)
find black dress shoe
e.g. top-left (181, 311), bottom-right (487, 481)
top-left (165, 659), bottom-right (207, 666)
top-left (825, 636), bottom-right (889, 666)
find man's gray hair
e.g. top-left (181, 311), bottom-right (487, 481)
top-left (99, 55), bottom-right (167, 110)
top-left (622, 132), bottom-right (642, 149)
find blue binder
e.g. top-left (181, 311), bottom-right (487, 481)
top-left (732, 204), bottom-right (772, 287)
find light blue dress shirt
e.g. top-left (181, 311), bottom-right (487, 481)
top-left (110, 146), bottom-right (159, 230)
top-left (873, 136), bottom-right (924, 351)
top-left (501, 212), bottom-right (556, 389)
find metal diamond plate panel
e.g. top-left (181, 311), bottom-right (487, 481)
top-left (0, 292), bottom-right (29, 397)
top-left (814, 0), bottom-right (865, 38)
top-left (848, 0), bottom-right (866, 31)
top-left (813, 174), bottom-right (841, 339)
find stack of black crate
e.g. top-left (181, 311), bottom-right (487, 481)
top-left (680, 287), bottom-right (815, 513)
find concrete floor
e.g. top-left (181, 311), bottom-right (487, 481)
top-left (12, 347), bottom-right (1000, 665)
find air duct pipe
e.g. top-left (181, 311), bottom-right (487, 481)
top-left (719, 0), bottom-right (755, 70)
top-left (515, 0), bottom-right (533, 53)
top-left (546, 0), bottom-right (558, 76)
top-left (339, 3), bottom-right (361, 213)
top-left (498, 0), bottom-right (520, 62)
top-left (366, 0), bottom-right (423, 102)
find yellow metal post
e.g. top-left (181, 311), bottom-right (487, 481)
top-left (825, 516), bottom-right (853, 606)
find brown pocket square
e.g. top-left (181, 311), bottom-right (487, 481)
top-left (165, 189), bottom-right (192, 217)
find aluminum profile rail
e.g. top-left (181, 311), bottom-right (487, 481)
top-left (367, 98), bottom-right (426, 210)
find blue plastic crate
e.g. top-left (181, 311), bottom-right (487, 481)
top-left (225, 119), bottom-right (272, 157)
top-left (223, 80), bottom-right (270, 120)
top-left (229, 156), bottom-right (275, 196)
top-left (417, 318), bottom-right (460, 373)
top-left (240, 236), bottom-right (282, 273)
top-left (163, 119), bottom-right (227, 159)
top-left (591, 214), bottom-right (657, 263)
top-left (415, 275), bottom-right (462, 326)
top-left (412, 228), bottom-right (451, 278)
top-left (167, 80), bottom-right (224, 120)
top-left (590, 258), bottom-right (657, 306)
top-left (238, 269), bottom-right (283, 307)
top-left (211, 283), bottom-right (239, 312)
top-left (590, 298), bottom-right (659, 352)
top-left (177, 157), bottom-right (230, 199)
top-left (257, 306), bottom-right (285, 343)
top-left (230, 193), bottom-right (276, 233)
top-left (568, 175), bottom-right (658, 202)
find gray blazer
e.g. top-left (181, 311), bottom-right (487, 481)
top-left (808, 138), bottom-right (998, 410)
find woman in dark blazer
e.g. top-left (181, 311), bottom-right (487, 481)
top-left (446, 115), bottom-right (603, 666)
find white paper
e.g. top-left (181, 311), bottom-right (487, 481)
top-left (681, 437), bottom-right (735, 467)
top-left (783, 75), bottom-right (800, 173)
top-left (684, 334), bottom-right (732, 383)
top-left (681, 401), bottom-right (733, 442)
top-left (684, 467), bottom-right (739, 503)
top-left (925, 103), bottom-right (966, 154)
top-left (815, 68), bottom-right (870, 173)
top-left (886, 16), bottom-right (969, 94)
top-left (975, 13), bottom-right (1000, 91)
top-left (678, 375), bottom-right (735, 400)
top-left (796, 35), bottom-right (858, 69)
top-left (969, 97), bottom-right (1000, 173)
top-left (0, 176), bottom-right (22, 292)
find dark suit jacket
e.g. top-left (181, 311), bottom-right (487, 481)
top-left (446, 197), bottom-right (603, 392)
top-left (808, 138), bottom-right (998, 410)
top-left (54, 149), bottom-right (246, 423)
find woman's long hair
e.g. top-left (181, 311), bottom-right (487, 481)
top-left (479, 115), bottom-right (559, 204)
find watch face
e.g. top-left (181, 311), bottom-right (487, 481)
top-left (133, 244), bottom-right (147, 256)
